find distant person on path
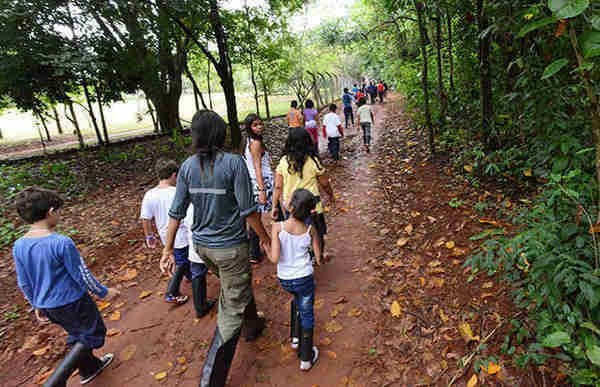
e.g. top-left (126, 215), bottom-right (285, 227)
top-left (13, 187), bottom-right (119, 386)
top-left (377, 80), bottom-right (385, 103)
top-left (351, 83), bottom-right (359, 97)
top-left (303, 99), bottom-right (320, 153)
top-left (270, 189), bottom-right (321, 371)
top-left (356, 97), bottom-right (374, 153)
top-left (161, 110), bottom-right (269, 387)
top-left (287, 100), bottom-right (303, 130)
top-left (322, 104), bottom-right (344, 162)
top-left (367, 82), bottom-right (377, 105)
top-left (383, 80), bottom-right (389, 97)
top-left (243, 113), bottom-right (273, 264)
top-left (272, 128), bottom-right (334, 261)
top-left (341, 88), bottom-right (355, 129)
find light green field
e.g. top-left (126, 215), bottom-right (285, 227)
top-left (0, 92), bottom-right (294, 145)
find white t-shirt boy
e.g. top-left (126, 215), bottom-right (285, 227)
top-left (140, 186), bottom-right (189, 249)
top-left (322, 112), bottom-right (343, 138)
top-left (357, 105), bottom-right (373, 124)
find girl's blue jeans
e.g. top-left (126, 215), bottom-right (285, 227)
top-left (279, 274), bottom-right (315, 329)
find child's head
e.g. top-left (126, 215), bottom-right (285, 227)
top-left (244, 113), bottom-right (264, 139)
top-left (191, 110), bottom-right (227, 171)
top-left (283, 127), bottom-right (320, 176)
top-left (16, 186), bottom-right (64, 226)
top-left (305, 99), bottom-right (314, 109)
top-left (155, 158), bottom-right (179, 182)
top-left (358, 97), bottom-right (367, 106)
top-left (289, 189), bottom-right (317, 221)
top-left (329, 104), bottom-right (337, 112)
top-left (291, 100), bottom-right (298, 109)
top-left (343, 88), bottom-right (349, 93)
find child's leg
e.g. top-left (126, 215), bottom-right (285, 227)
top-left (247, 225), bottom-right (262, 263)
top-left (166, 246), bottom-right (190, 303)
top-left (190, 261), bottom-right (216, 317)
top-left (295, 276), bottom-right (318, 370)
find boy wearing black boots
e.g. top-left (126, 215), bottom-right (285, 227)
top-left (12, 187), bottom-right (119, 386)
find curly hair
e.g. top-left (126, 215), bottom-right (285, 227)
top-left (283, 127), bottom-right (322, 179)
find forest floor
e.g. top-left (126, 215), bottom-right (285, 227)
top-left (0, 94), bottom-right (562, 386)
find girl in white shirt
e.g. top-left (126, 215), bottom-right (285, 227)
top-left (270, 189), bottom-right (321, 371)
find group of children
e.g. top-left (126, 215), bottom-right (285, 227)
top-left (12, 91), bottom-right (378, 385)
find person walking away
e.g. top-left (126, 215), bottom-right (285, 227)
top-left (383, 80), bottom-right (389, 97)
top-left (377, 80), bottom-right (385, 103)
top-left (303, 99), bottom-right (320, 153)
top-left (341, 88), bottom-right (355, 129)
top-left (351, 83), bottom-right (359, 97)
top-left (322, 104), bottom-right (344, 162)
top-left (243, 113), bottom-right (273, 264)
top-left (161, 110), bottom-right (270, 387)
top-left (356, 97), bottom-right (375, 153)
top-left (13, 187), bottom-right (120, 387)
top-left (272, 128), bottom-right (335, 260)
top-left (269, 189), bottom-right (321, 371)
top-left (287, 100), bottom-right (303, 130)
top-left (367, 82), bottom-right (377, 105)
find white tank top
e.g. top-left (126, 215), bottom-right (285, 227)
top-left (277, 222), bottom-right (313, 280)
top-left (244, 138), bottom-right (273, 181)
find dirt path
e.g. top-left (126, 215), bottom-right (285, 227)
top-left (1, 95), bottom-right (544, 386)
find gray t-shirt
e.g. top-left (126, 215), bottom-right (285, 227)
top-left (169, 152), bottom-right (257, 249)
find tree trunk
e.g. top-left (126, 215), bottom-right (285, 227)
top-left (435, 6), bottom-right (446, 127)
top-left (146, 97), bottom-right (159, 133)
top-left (477, 0), bottom-right (494, 147)
top-left (52, 106), bottom-right (63, 134)
top-left (185, 63), bottom-right (207, 111)
top-left (66, 100), bottom-right (84, 148)
top-left (207, 60), bottom-right (213, 110)
top-left (249, 52), bottom-right (260, 116)
top-left (0, 128), bottom-right (3, 139)
top-left (35, 110), bottom-right (52, 142)
top-left (95, 86), bottom-right (110, 144)
top-left (82, 83), bottom-right (104, 145)
top-left (262, 83), bottom-right (270, 119)
top-left (415, 1), bottom-right (434, 154)
top-left (446, 9), bottom-right (455, 95)
top-left (151, 94), bottom-right (181, 134)
top-left (209, 0), bottom-right (240, 148)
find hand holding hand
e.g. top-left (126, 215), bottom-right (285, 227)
top-left (105, 287), bottom-right (121, 301)
top-left (258, 191), bottom-right (267, 205)
top-left (271, 206), bottom-right (279, 220)
top-left (160, 248), bottom-right (175, 275)
top-left (34, 309), bottom-right (49, 323)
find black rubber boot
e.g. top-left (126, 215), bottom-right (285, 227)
top-left (166, 262), bottom-right (190, 296)
top-left (290, 300), bottom-right (300, 349)
top-left (241, 297), bottom-right (265, 342)
top-left (192, 275), bottom-right (216, 318)
top-left (299, 328), bottom-right (319, 371)
top-left (199, 327), bottom-right (240, 387)
top-left (43, 342), bottom-right (87, 387)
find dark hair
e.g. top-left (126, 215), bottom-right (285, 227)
top-left (358, 97), bottom-right (367, 106)
top-left (329, 103), bottom-right (337, 112)
top-left (291, 100), bottom-right (298, 108)
top-left (305, 99), bottom-right (315, 109)
top-left (343, 88), bottom-right (349, 93)
top-left (283, 127), bottom-right (322, 179)
top-left (155, 158), bottom-right (179, 180)
top-left (289, 189), bottom-right (317, 221)
top-left (16, 186), bottom-right (64, 224)
top-left (244, 113), bottom-right (262, 141)
top-left (191, 110), bottom-right (226, 174)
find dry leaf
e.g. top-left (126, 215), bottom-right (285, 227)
top-left (347, 308), bottom-right (362, 317)
top-left (325, 350), bottom-right (337, 359)
top-left (314, 299), bottom-right (325, 309)
top-left (428, 260), bottom-right (442, 267)
top-left (445, 241), bottom-right (455, 249)
top-left (484, 361), bottom-right (501, 375)
top-left (115, 301), bottom-right (126, 308)
top-left (36, 369), bottom-right (54, 385)
top-left (432, 278), bottom-right (445, 288)
top-left (439, 309), bottom-right (449, 323)
top-left (109, 311), bottom-right (121, 321)
top-left (174, 365), bottom-right (188, 375)
top-left (464, 165), bottom-right (473, 173)
top-left (451, 247), bottom-right (468, 257)
top-left (333, 296), bottom-right (347, 304)
top-left (410, 211), bottom-right (421, 218)
top-left (590, 224), bottom-right (600, 234)
top-left (482, 281), bottom-right (493, 289)
top-left (458, 322), bottom-right (480, 343)
top-left (383, 260), bottom-right (395, 267)
top-left (154, 371), bottom-right (167, 381)
top-left (139, 290), bottom-right (153, 299)
top-left (331, 305), bottom-right (344, 318)
top-left (177, 356), bottom-right (187, 365)
top-left (419, 277), bottom-right (426, 287)
top-left (120, 344), bottom-right (137, 361)
top-left (405, 224), bottom-right (414, 234)
top-left (479, 218), bottom-right (500, 227)
top-left (32, 345), bottom-right (50, 356)
top-left (325, 320), bottom-right (343, 333)
top-left (97, 301), bottom-right (111, 312)
top-left (396, 237), bottom-right (409, 247)
top-left (523, 168), bottom-right (532, 177)
top-left (390, 301), bottom-right (402, 318)
top-left (467, 373), bottom-right (478, 387)
top-left (106, 328), bottom-right (121, 337)
top-left (120, 268), bottom-right (138, 282)
top-left (320, 337), bottom-right (332, 346)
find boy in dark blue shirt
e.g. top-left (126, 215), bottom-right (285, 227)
top-left (13, 187), bottom-right (119, 386)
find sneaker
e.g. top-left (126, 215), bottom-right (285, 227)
top-left (291, 337), bottom-right (299, 349)
top-left (300, 346), bottom-right (319, 371)
top-left (165, 294), bottom-right (189, 305)
top-left (80, 353), bottom-right (114, 384)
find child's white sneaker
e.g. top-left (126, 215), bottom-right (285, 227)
top-left (300, 346), bottom-right (319, 371)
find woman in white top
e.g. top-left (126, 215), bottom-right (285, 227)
top-left (244, 113), bottom-right (274, 264)
top-left (269, 189), bottom-right (321, 371)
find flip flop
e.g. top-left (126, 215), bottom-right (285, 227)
top-left (165, 294), bottom-right (188, 305)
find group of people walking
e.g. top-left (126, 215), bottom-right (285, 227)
top-left (12, 82), bottom-right (383, 386)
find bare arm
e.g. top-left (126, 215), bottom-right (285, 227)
top-left (318, 174), bottom-right (334, 201)
top-left (269, 222), bottom-right (281, 264)
top-left (250, 141), bottom-right (265, 191)
top-left (160, 217), bottom-right (181, 274)
top-left (247, 212), bottom-right (271, 257)
top-left (271, 172), bottom-right (284, 219)
top-left (310, 226), bottom-right (321, 265)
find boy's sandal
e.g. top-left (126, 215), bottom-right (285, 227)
top-left (249, 256), bottom-right (263, 264)
top-left (165, 294), bottom-right (188, 305)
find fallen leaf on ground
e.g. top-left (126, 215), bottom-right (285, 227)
top-left (482, 281), bottom-right (493, 289)
top-left (483, 361), bottom-right (501, 375)
top-left (109, 311), bottom-right (121, 321)
top-left (479, 218), bottom-right (500, 227)
top-left (325, 350), bottom-right (337, 359)
top-left (419, 277), bottom-right (426, 286)
top-left (177, 356), bottom-right (187, 364)
top-left (464, 165), bottom-right (473, 173)
top-left (467, 373), bottom-right (478, 387)
top-left (432, 278), bottom-right (445, 288)
top-left (139, 290), bottom-right (153, 299)
top-left (396, 237), bottom-right (409, 247)
top-left (325, 320), bottom-right (343, 333)
top-left (391, 301), bottom-right (402, 318)
top-left (174, 365), bottom-right (188, 375)
top-left (314, 299), bottom-right (324, 309)
top-left (36, 369), bottom-right (54, 384)
top-left (451, 247), bottom-right (468, 257)
top-left (120, 344), bottom-right (137, 361)
top-left (439, 309), bottom-right (449, 323)
top-left (106, 328), bottom-right (121, 337)
top-left (97, 301), bottom-right (111, 312)
top-left (32, 345), bottom-right (50, 356)
top-left (410, 211), bottom-right (421, 218)
top-left (320, 337), bottom-right (332, 346)
top-left (348, 308), bottom-right (362, 317)
top-left (445, 241), bottom-right (455, 249)
top-left (428, 260), bottom-right (442, 268)
top-left (115, 301), bottom-right (126, 308)
top-left (405, 224), bottom-right (413, 234)
top-left (458, 322), bottom-right (480, 343)
top-left (331, 305), bottom-right (344, 318)
top-left (523, 168), bottom-right (532, 177)
top-left (333, 296), bottom-right (346, 304)
top-left (120, 268), bottom-right (138, 282)
top-left (154, 371), bottom-right (167, 381)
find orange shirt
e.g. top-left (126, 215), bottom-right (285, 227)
top-left (287, 108), bottom-right (303, 128)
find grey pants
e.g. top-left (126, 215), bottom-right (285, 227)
top-left (194, 243), bottom-right (253, 342)
top-left (360, 122), bottom-right (372, 146)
